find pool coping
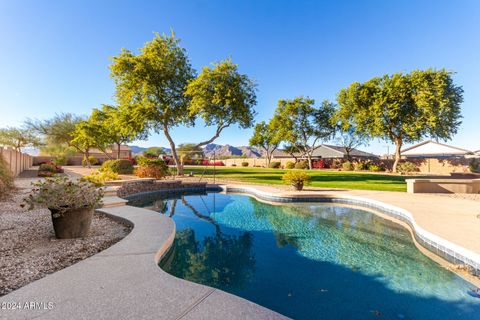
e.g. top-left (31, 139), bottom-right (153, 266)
top-left (2, 184), bottom-right (479, 320)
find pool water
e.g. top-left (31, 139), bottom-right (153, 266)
top-left (131, 191), bottom-right (480, 319)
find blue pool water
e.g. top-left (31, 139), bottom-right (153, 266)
top-left (130, 191), bottom-right (480, 319)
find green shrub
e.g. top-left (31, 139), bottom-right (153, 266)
top-left (294, 160), bottom-right (309, 170)
top-left (368, 163), bottom-right (385, 172)
top-left (269, 161), bottom-right (281, 169)
top-left (285, 161), bottom-right (295, 169)
top-left (81, 169), bottom-right (119, 187)
top-left (241, 162), bottom-right (249, 167)
top-left (342, 161), bottom-right (354, 171)
top-left (331, 159), bottom-right (342, 169)
top-left (282, 170), bottom-right (311, 190)
top-left (469, 158), bottom-right (480, 173)
top-left (0, 156), bottom-right (14, 197)
top-left (397, 162), bottom-right (418, 174)
top-left (39, 163), bottom-right (57, 173)
top-left (354, 161), bottom-right (367, 171)
top-left (100, 159), bottom-right (134, 174)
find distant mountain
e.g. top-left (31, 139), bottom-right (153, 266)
top-left (129, 145), bottom-right (147, 155)
top-left (129, 145), bottom-right (172, 155)
top-left (202, 144), bottom-right (262, 158)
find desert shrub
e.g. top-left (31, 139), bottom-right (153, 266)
top-left (269, 161), bottom-right (281, 169)
top-left (331, 159), bottom-right (342, 169)
top-left (342, 161), bottom-right (354, 171)
top-left (135, 165), bottom-right (168, 179)
top-left (282, 170), bottom-right (311, 190)
top-left (100, 159), bottom-right (134, 174)
top-left (39, 163), bottom-right (57, 172)
top-left (397, 162), bottom-right (418, 174)
top-left (285, 161), bottom-right (295, 169)
top-left (241, 162), bottom-right (249, 167)
top-left (368, 163), bottom-right (385, 172)
top-left (469, 158), bottom-right (480, 173)
top-left (353, 161), bottom-right (367, 171)
top-left (135, 156), bottom-right (169, 179)
top-left (294, 160), bottom-right (309, 170)
top-left (0, 156), bottom-right (14, 197)
top-left (81, 169), bottom-right (119, 187)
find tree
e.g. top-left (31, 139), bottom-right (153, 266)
top-left (110, 33), bottom-right (195, 175)
top-left (336, 69), bottom-right (463, 172)
top-left (185, 59), bottom-right (257, 149)
top-left (26, 113), bottom-right (84, 153)
top-left (143, 147), bottom-right (165, 158)
top-left (110, 33), bottom-right (256, 175)
top-left (90, 105), bottom-right (148, 159)
top-left (177, 143), bottom-right (203, 165)
top-left (249, 121), bottom-right (281, 166)
top-left (71, 118), bottom-right (109, 167)
top-left (0, 127), bottom-right (41, 151)
top-left (334, 127), bottom-right (369, 160)
top-left (271, 97), bottom-right (336, 169)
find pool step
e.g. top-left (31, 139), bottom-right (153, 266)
top-left (103, 186), bottom-right (121, 197)
top-left (102, 196), bottom-right (128, 208)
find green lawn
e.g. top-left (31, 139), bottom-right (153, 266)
top-left (183, 166), bottom-right (410, 192)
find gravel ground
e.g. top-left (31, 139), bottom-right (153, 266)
top-left (0, 172), bottom-right (132, 296)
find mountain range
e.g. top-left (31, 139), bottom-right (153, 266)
top-left (129, 144), bottom-right (263, 158)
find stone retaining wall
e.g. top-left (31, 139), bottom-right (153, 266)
top-left (116, 179), bottom-right (208, 197)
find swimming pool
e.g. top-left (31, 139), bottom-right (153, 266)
top-left (130, 191), bottom-right (480, 319)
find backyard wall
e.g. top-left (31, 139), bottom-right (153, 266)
top-left (0, 147), bottom-right (33, 176)
top-left (223, 157), bottom-right (471, 174)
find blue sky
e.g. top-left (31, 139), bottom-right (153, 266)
top-left (0, 0), bottom-right (479, 155)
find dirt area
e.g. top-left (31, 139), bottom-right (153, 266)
top-left (0, 171), bottom-right (132, 296)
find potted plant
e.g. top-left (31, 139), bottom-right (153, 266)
top-left (23, 176), bottom-right (104, 239)
top-left (282, 170), bottom-right (311, 191)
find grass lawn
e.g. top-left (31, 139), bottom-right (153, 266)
top-left (183, 166), bottom-right (410, 192)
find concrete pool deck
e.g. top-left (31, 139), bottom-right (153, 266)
top-left (1, 183), bottom-right (479, 319)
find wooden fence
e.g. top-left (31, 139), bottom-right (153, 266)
top-left (0, 147), bottom-right (33, 177)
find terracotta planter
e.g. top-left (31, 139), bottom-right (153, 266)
top-left (50, 207), bottom-right (93, 239)
top-left (291, 182), bottom-right (304, 191)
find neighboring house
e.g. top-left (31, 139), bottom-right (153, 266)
top-left (78, 144), bottom-right (132, 159)
top-left (401, 140), bottom-right (471, 159)
top-left (272, 144), bottom-right (377, 159)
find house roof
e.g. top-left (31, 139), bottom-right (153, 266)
top-left (401, 140), bottom-right (471, 156)
top-left (314, 144), bottom-right (377, 157)
top-left (272, 144), bottom-right (377, 158)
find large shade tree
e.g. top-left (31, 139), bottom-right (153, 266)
top-left (110, 33), bottom-right (196, 174)
top-left (271, 97), bottom-right (336, 169)
top-left (249, 120), bottom-right (281, 166)
top-left (335, 69), bottom-right (463, 172)
top-left (110, 33), bottom-right (256, 175)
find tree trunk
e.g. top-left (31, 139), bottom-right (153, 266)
top-left (85, 149), bottom-right (91, 168)
top-left (117, 142), bottom-right (121, 159)
top-left (163, 125), bottom-right (183, 175)
top-left (392, 140), bottom-right (402, 173)
top-left (306, 152), bottom-right (313, 170)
